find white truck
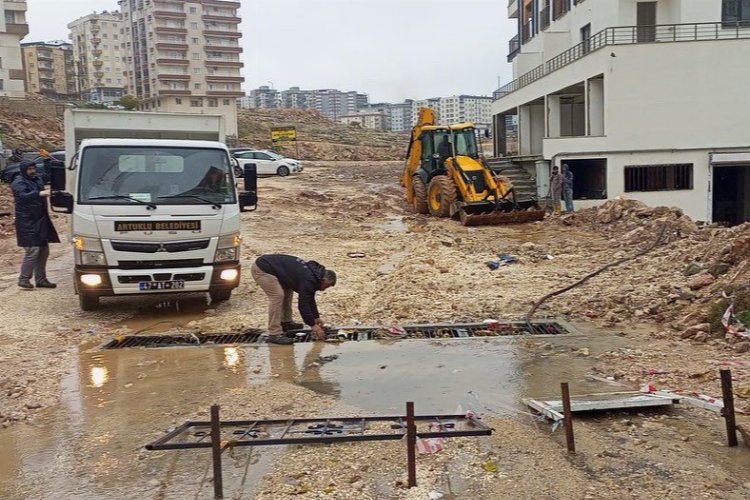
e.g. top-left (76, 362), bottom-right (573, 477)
top-left (50, 109), bottom-right (257, 310)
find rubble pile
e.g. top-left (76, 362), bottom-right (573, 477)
top-left (237, 108), bottom-right (404, 161)
top-left (0, 106), bottom-right (64, 151)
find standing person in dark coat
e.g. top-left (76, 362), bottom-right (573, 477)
top-left (562, 163), bottom-right (575, 213)
top-left (251, 254), bottom-right (337, 344)
top-left (11, 160), bottom-right (60, 289)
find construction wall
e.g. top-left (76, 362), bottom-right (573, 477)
top-left (0, 97), bottom-right (64, 118)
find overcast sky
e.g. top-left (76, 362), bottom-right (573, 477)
top-left (27, 0), bottom-right (516, 103)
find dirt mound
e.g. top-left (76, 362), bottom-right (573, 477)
top-left (237, 108), bottom-right (404, 161)
top-left (0, 101), bottom-right (64, 151)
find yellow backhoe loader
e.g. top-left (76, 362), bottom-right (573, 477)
top-left (401, 108), bottom-right (544, 226)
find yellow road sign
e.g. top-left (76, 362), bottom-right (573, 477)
top-left (271, 126), bottom-right (297, 143)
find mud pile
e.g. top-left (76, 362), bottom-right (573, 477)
top-left (237, 109), bottom-right (404, 161)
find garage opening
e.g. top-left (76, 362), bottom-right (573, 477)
top-left (562, 159), bottom-right (607, 200)
top-left (712, 164), bottom-right (750, 226)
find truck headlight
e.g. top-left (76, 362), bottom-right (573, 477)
top-left (74, 236), bottom-right (107, 266)
top-left (215, 232), bottom-right (240, 262)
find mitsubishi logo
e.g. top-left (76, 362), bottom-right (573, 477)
top-left (156, 244), bottom-right (167, 253)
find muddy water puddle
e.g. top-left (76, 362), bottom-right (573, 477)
top-left (0, 330), bottom-right (676, 498)
top-left (114, 296), bottom-right (213, 333)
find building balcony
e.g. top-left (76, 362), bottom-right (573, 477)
top-left (206, 90), bottom-right (244, 97)
top-left (496, 21), bottom-right (750, 99)
top-left (204, 45), bottom-right (242, 53)
top-left (4, 0), bottom-right (27, 12)
top-left (158, 74), bottom-right (191, 80)
top-left (507, 34), bottom-right (520, 62)
top-left (206, 75), bottom-right (245, 83)
top-left (204, 60), bottom-right (243, 68)
top-left (154, 10), bottom-right (187, 20)
top-left (156, 42), bottom-right (189, 50)
top-left (6, 23), bottom-right (29, 37)
top-left (93, 60), bottom-right (104, 67)
top-left (203, 0), bottom-right (241, 8)
top-left (202, 14), bottom-right (241, 24)
top-left (154, 26), bottom-right (188, 35)
top-left (158, 89), bottom-right (193, 96)
top-left (202, 29), bottom-right (241, 38)
top-left (91, 37), bottom-right (101, 44)
top-left (37, 53), bottom-right (53, 61)
top-left (92, 49), bottom-right (103, 57)
top-left (508, 0), bottom-right (518, 19)
top-left (156, 58), bottom-right (190, 65)
top-left (93, 71), bottom-right (105, 79)
top-left (90, 24), bottom-right (100, 34)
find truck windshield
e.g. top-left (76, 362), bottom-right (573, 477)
top-left (453, 129), bottom-right (479, 158)
top-left (78, 146), bottom-right (236, 206)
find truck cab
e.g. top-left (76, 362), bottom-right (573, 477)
top-left (51, 110), bottom-right (257, 310)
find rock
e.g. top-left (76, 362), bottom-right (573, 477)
top-left (683, 262), bottom-right (704, 277)
top-left (688, 273), bottom-right (715, 290)
top-left (440, 240), bottom-right (453, 247)
top-left (708, 262), bottom-right (732, 277)
top-left (520, 242), bottom-right (537, 251)
top-left (693, 332), bottom-right (710, 343)
top-left (680, 323), bottom-right (710, 339)
top-left (734, 342), bottom-right (750, 354)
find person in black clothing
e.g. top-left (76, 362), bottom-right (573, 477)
top-left (11, 160), bottom-right (60, 289)
top-left (436, 135), bottom-right (453, 166)
top-left (250, 254), bottom-right (337, 344)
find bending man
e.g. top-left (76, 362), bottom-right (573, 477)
top-left (251, 254), bottom-right (336, 344)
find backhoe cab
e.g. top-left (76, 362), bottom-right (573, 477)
top-left (401, 108), bottom-right (544, 226)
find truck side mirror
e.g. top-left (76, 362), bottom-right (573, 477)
top-left (49, 160), bottom-right (66, 191)
top-left (240, 163), bottom-right (257, 212)
top-left (51, 191), bottom-right (73, 214)
top-left (243, 163), bottom-right (257, 192)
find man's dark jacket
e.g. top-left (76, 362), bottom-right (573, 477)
top-left (256, 254), bottom-right (326, 326)
top-left (11, 163), bottom-right (60, 248)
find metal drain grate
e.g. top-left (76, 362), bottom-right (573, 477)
top-left (102, 321), bottom-right (571, 349)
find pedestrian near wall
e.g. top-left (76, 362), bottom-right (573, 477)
top-left (251, 254), bottom-right (337, 344)
top-left (550, 165), bottom-right (562, 215)
top-left (11, 160), bottom-right (60, 289)
top-left (562, 163), bottom-right (574, 213)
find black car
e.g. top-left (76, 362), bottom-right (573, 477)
top-left (0, 152), bottom-right (65, 184)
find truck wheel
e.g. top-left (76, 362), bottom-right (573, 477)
top-left (412, 176), bottom-right (428, 214)
top-left (277, 166), bottom-right (290, 177)
top-left (210, 289), bottom-right (232, 303)
top-left (428, 175), bottom-right (456, 217)
top-left (79, 292), bottom-right (99, 311)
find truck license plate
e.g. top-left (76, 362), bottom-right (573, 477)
top-left (138, 280), bottom-right (186, 291)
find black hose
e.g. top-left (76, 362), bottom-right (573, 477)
top-left (525, 222), bottom-right (670, 324)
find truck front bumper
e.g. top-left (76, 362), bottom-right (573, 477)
top-left (74, 262), bottom-right (241, 297)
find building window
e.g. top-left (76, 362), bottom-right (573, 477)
top-left (208, 98), bottom-right (218, 107)
top-left (723, 0), bottom-right (750, 26)
top-left (190, 7), bottom-right (197, 14)
top-left (176, 97), bottom-right (182, 104)
top-left (190, 99), bottom-right (202, 107)
top-left (194, 83), bottom-right (201, 90)
top-left (223, 99), bottom-right (230, 105)
top-left (0, 79), bottom-right (4, 90)
top-left (193, 68), bottom-right (201, 74)
top-left (191, 22), bottom-right (199, 29)
top-left (624, 164), bottom-right (694, 192)
top-left (192, 53), bottom-right (200, 59)
top-left (192, 37), bottom-right (199, 44)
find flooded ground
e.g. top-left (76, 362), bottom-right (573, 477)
top-left (1, 162), bottom-right (749, 499)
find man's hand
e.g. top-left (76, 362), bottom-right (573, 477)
top-left (39, 189), bottom-right (51, 198)
top-left (312, 324), bottom-right (326, 340)
top-left (314, 318), bottom-right (325, 327)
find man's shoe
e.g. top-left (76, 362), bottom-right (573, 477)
top-left (266, 334), bottom-right (294, 345)
top-left (281, 321), bottom-right (305, 332)
top-left (35, 279), bottom-right (57, 289)
top-left (18, 280), bottom-right (33, 289)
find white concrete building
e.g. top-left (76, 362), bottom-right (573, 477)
top-left (438, 95), bottom-right (493, 133)
top-left (68, 11), bottom-right (125, 103)
top-left (494, 0), bottom-right (750, 225)
top-left (0, 0), bottom-right (28, 98)
top-left (338, 111), bottom-right (388, 131)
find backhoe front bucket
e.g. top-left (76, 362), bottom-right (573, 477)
top-left (457, 200), bottom-right (545, 226)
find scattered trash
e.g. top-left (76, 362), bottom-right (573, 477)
top-left (646, 369), bottom-right (670, 376)
top-left (545, 254), bottom-right (555, 260)
top-left (346, 252), bottom-right (366, 258)
top-left (428, 491), bottom-right (444, 500)
top-left (482, 461), bottom-right (498, 473)
top-left (485, 253), bottom-right (518, 270)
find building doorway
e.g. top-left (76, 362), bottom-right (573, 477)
top-left (712, 164), bottom-right (750, 225)
top-left (637, 2), bottom-right (657, 42)
top-left (562, 159), bottom-right (607, 200)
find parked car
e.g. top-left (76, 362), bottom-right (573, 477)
top-left (0, 152), bottom-right (64, 184)
top-left (232, 150), bottom-right (303, 177)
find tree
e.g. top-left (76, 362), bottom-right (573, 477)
top-left (118, 95), bottom-right (140, 111)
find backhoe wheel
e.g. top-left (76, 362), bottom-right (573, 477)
top-left (412, 176), bottom-right (428, 214)
top-left (428, 175), bottom-right (457, 217)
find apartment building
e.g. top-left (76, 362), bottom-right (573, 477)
top-left (438, 95), bottom-right (493, 133)
top-left (494, 0), bottom-right (750, 224)
top-left (245, 85), bottom-right (279, 108)
top-left (0, 0), bottom-right (28, 98)
top-left (338, 110), bottom-right (389, 131)
top-left (21, 41), bottom-right (77, 99)
top-left (280, 86), bottom-right (312, 109)
top-left (68, 11), bottom-right (125, 103)
top-left (309, 89), bottom-right (368, 119)
top-left (118, 0), bottom-right (244, 137)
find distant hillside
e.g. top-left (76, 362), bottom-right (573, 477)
top-left (237, 108), bottom-right (405, 161)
